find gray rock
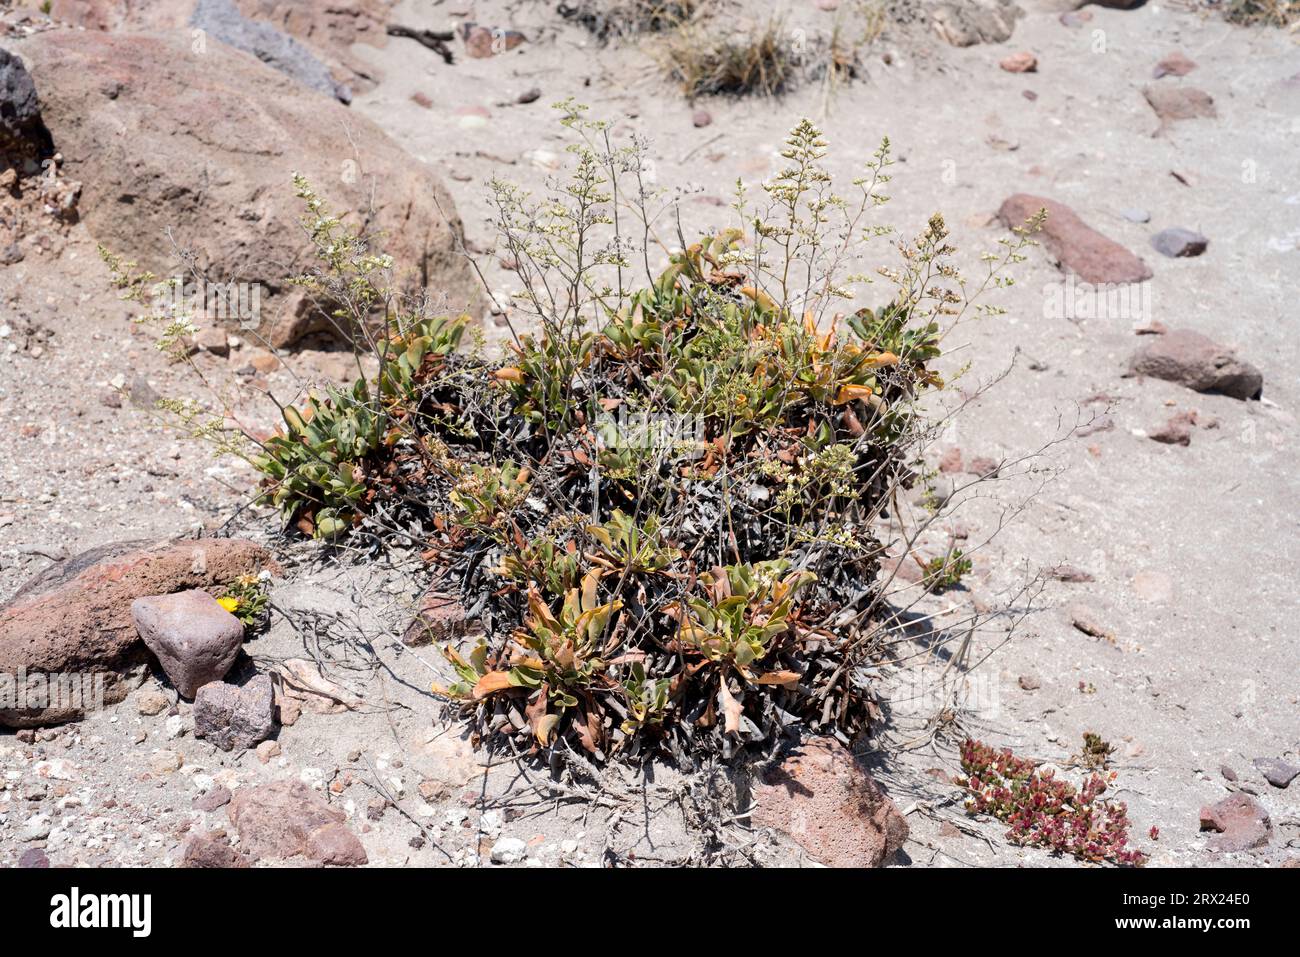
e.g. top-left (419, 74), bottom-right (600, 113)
top-left (927, 0), bottom-right (1023, 47)
top-left (191, 0), bottom-right (350, 103)
top-left (1121, 208), bottom-right (1151, 224)
top-left (1127, 329), bottom-right (1263, 401)
top-left (131, 590), bottom-right (246, 699)
top-left (0, 47), bottom-right (49, 155)
top-left (1151, 227), bottom-right (1208, 258)
top-left (21, 813), bottom-right (51, 841)
top-left (490, 837), bottom-right (528, 864)
top-left (193, 675), bottom-right (276, 751)
top-left (1253, 757), bottom-right (1299, 789)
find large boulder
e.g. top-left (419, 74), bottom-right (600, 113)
top-left (998, 194), bottom-right (1153, 285)
top-left (0, 538), bottom-right (272, 727)
top-left (1126, 329), bottom-right (1263, 400)
top-left (11, 29), bottom-right (483, 346)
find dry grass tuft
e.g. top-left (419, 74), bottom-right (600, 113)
top-left (1222, 0), bottom-right (1300, 26)
top-left (653, 1), bottom-right (887, 101)
top-left (1174, 0), bottom-right (1300, 27)
top-left (660, 15), bottom-right (804, 99)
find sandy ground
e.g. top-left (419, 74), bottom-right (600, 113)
top-left (2, 0), bottom-right (1298, 866)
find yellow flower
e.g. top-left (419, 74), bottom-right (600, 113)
top-left (216, 596), bottom-right (240, 614)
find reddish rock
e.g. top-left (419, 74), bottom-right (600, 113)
top-left (132, 591), bottom-right (246, 699)
top-left (966, 456), bottom-right (999, 478)
top-left (997, 194), bottom-right (1152, 284)
top-left (1048, 563), bottom-right (1094, 583)
top-left (460, 22), bottom-right (526, 59)
top-left (0, 538), bottom-right (271, 727)
top-left (402, 590), bottom-right (477, 647)
top-left (194, 785), bottom-right (234, 812)
top-left (194, 675), bottom-right (277, 751)
top-left (1126, 329), bottom-right (1263, 401)
top-left (306, 821), bottom-right (370, 866)
top-left (18, 848), bottom-right (50, 868)
top-left (181, 831), bottom-right (251, 868)
top-left (692, 109), bottom-right (712, 128)
top-left (1149, 410), bottom-right (1197, 446)
top-left (17, 30), bottom-right (484, 347)
top-left (1199, 794), bottom-right (1271, 852)
top-left (752, 738), bottom-right (908, 867)
top-left (227, 780), bottom-right (367, 866)
top-left (1153, 51), bottom-right (1197, 79)
top-left (1070, 604), bottom-right (1114, 642)
top-left (999, 52), bottom-right (1037, 73)
top-left (1144, 86), bottom-right (1216, 132)
top-left (937, 447), bottom-right (964, 473)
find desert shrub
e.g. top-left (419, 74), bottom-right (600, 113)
top-left (1219, 0), bottom-right (1300, 26)
top-left (112, 104), bottom-right (1035, 764)
top-left (921, 548), bottom-right (971, 593)
top-left (217, 572), bottom-right (272, 629)
top-left (656, 6), bottom-right (880, 100)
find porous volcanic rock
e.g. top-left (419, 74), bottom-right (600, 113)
top-left (751, 738), bottom-right (909, 867)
